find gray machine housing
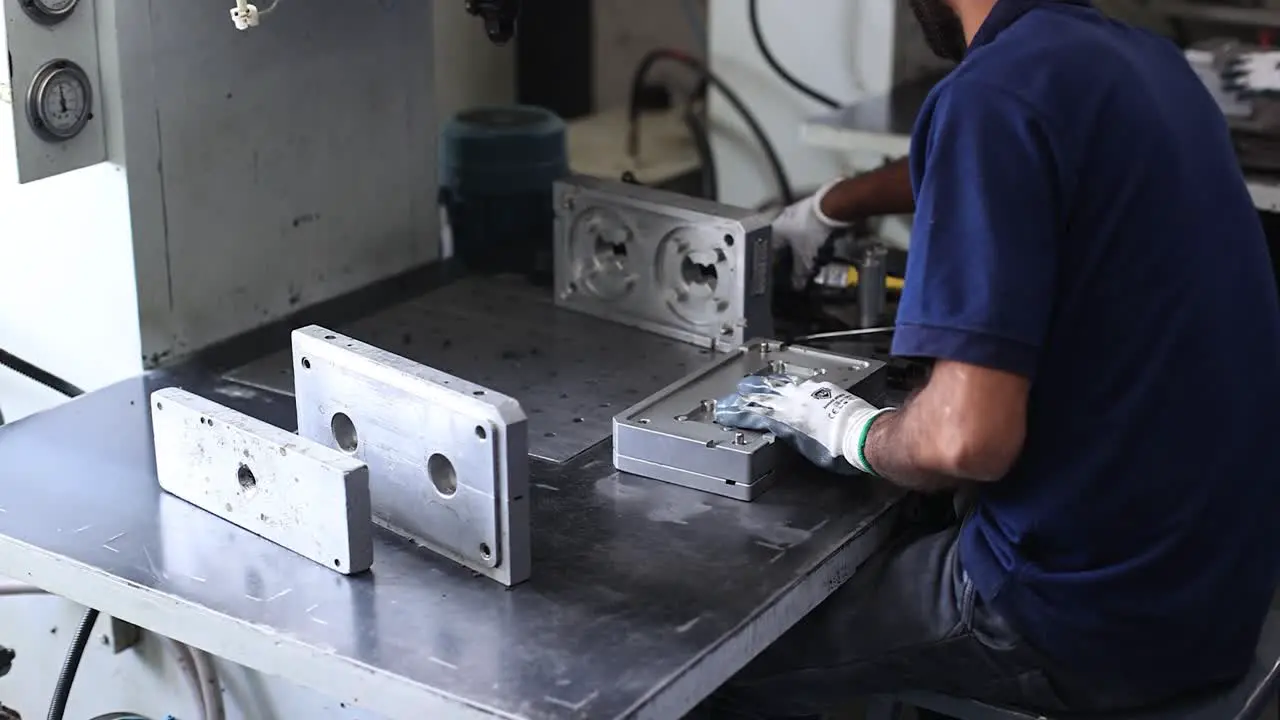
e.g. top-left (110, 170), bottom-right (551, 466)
top-left (553, 175), bottom-right (774, 351)
top-left (613, 340), bottom-right (887, 501)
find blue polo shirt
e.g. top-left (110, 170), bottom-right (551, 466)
top-left (893, 0), bottom-right (1280, 698)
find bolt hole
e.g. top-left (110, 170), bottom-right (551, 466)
top-left (473, 390), bottom-right (485, 396)
top-left (155, 402), bottom-right (163, 411)
top-left (475, 425), bottom-right (487, 440)
top-left (324, 335), bottom-right (336, 340)
top-left (301, 357), bottom-right (311, 370)
top-left (331, 413), bottom-right (358, 453)
top-left (428, 453), bottom-right (458, 497)
top-left (638, 418), bottom-right (651, 424)
top-left (479, 543), bottom-right (492, 560)
top-left (724, 234), bottom-right (735, 247)
top-left (572, 418), bottom-right (584, 423)
top-left (334, 558), bottom-right (341, 568)
top-left (545, 432), bottom-right (556, 438)
top-left (237, 464), bottom-right (256, 490)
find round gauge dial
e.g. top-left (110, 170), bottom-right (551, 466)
top-left (20, 0), bottom-right (80, 24)
top-left (26, 60), bottom-right (93, 143)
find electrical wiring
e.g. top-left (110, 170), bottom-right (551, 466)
top-left (747, 0), bottom-right (843, 109)
top-left (627, 48), bottom-right (795, 204)
top-left (0, 582), bottom-right (209, 719)
top-left (166, 639), bottom-right (209, 720)
top-left (0, 348), bottom-right (83, 398)
top-left (192, 648), bottom-right (227, 720)
top-left (682, 101), bottom-right (718, 200)
top-left (46, 607), bottom-right (99, 720)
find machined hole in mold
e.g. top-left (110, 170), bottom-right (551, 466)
top-left (428, 453), bottom-right (458, 497)
top-left (331, 413), bottom-right (359, 453)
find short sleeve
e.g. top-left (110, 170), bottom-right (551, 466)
top-left (892, 80), bottom-right (1061, 379)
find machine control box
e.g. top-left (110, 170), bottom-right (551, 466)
top-left (613, 340), bottom-right (886, 501)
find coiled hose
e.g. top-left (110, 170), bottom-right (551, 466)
top-left (46, 607), bottom-right (99, 720)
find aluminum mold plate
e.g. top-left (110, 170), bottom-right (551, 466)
top-left (150, 387), bottom-right (373, 575)
top-left (292, 326), bottom-right (531, 586)
top-left (553, 175), bottom-right (774, 351)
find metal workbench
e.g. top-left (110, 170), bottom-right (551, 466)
top-left (0, 275), bottom-right (904, 719)
top-left (802, 74), bottom-right (1280, 213)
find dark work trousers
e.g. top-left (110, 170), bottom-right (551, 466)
top-left (687, 494), bottom-right (1158, 719)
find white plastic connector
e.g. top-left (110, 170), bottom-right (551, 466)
top-left (230, 1), bottom-right (259, 30)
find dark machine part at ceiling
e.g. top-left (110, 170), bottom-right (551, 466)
top-left (466, 0), bottom-right (521, 44)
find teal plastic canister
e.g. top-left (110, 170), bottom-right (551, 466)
top-left (438, 105), bottom-right (568, 283)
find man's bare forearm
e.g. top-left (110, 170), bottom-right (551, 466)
top-left (861, 362), bottom-right (1029, 492)
top-left (819, 157), bottom-right (915, 221)
top-left (862, 408), bottom-right (966, 493)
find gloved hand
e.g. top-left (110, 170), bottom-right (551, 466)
top-left (772, 179), bottom-right (851, 291)
top-left (1224, 50), bottom-right (1280, 96)
top-left (715, 374), bottom-right (893, 476)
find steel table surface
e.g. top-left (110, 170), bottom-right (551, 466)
top-left (0, 366), bottom-right (903, 720)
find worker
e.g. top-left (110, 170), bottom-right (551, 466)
top-left (703, 0), bottom-right (1280, 716)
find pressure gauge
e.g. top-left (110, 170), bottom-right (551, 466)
top-left (26, 60), bottom-right (93, 143)
top-left (20, 0), bottom-right (79, 25)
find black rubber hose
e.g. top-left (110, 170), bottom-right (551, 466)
top-left (683, 104), bottom-right (719, 200)
top-left (46, 607), bottom-right (99, 720)
top-left (628, 48), bottom-right (794, 204)
top-left (748, 0), bottom-right (843, 109)
top-left (0, 348), bottom-right (84, 398)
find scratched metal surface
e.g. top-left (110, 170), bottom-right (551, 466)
top-left (0, 367), bottom-right (902, 720)
top-left (225, 276), bottom-right (717, 463)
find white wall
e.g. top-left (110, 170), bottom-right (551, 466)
top-left (707, 0), bottom-right (900, 210)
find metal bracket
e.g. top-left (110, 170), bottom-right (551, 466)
top-left (102, 616), bottom-right (140, 654)
top-left (151, 388), bottom-right (374, 575)
top-left (292, 326), bottom-right (531, 586)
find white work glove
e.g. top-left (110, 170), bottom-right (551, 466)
top-left (772, 179), bottom-right (851, 291)
top-left (715, 374), bottom-right (894, 475)
top-left (1224, 50), bottom-right (1280, 95)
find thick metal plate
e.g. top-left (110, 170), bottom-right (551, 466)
top-left (553, 175), bottom-right (774, 351)
top-left (614, 341), bottom-right (887, 501)
top-left (150, 387), bottom-right (373, 574)
top-left (292, 326), bottom-right (531, 586)
top-left (224, 277), bottom-right (715, 463)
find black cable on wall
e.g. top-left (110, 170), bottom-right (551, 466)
top-left (627, 48), bottom-right (795, 205)
top-left (748, 0), bottom-right (843, 109)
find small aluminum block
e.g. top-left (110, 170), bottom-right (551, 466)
top-left (553, 174), bottom-right (774, 351)
top-left (292, 326), bottom-right (531, 586)
top-left (151, 387), bottom-right (373, 574)
top-left (613, 340), bottom-right (887, 501)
